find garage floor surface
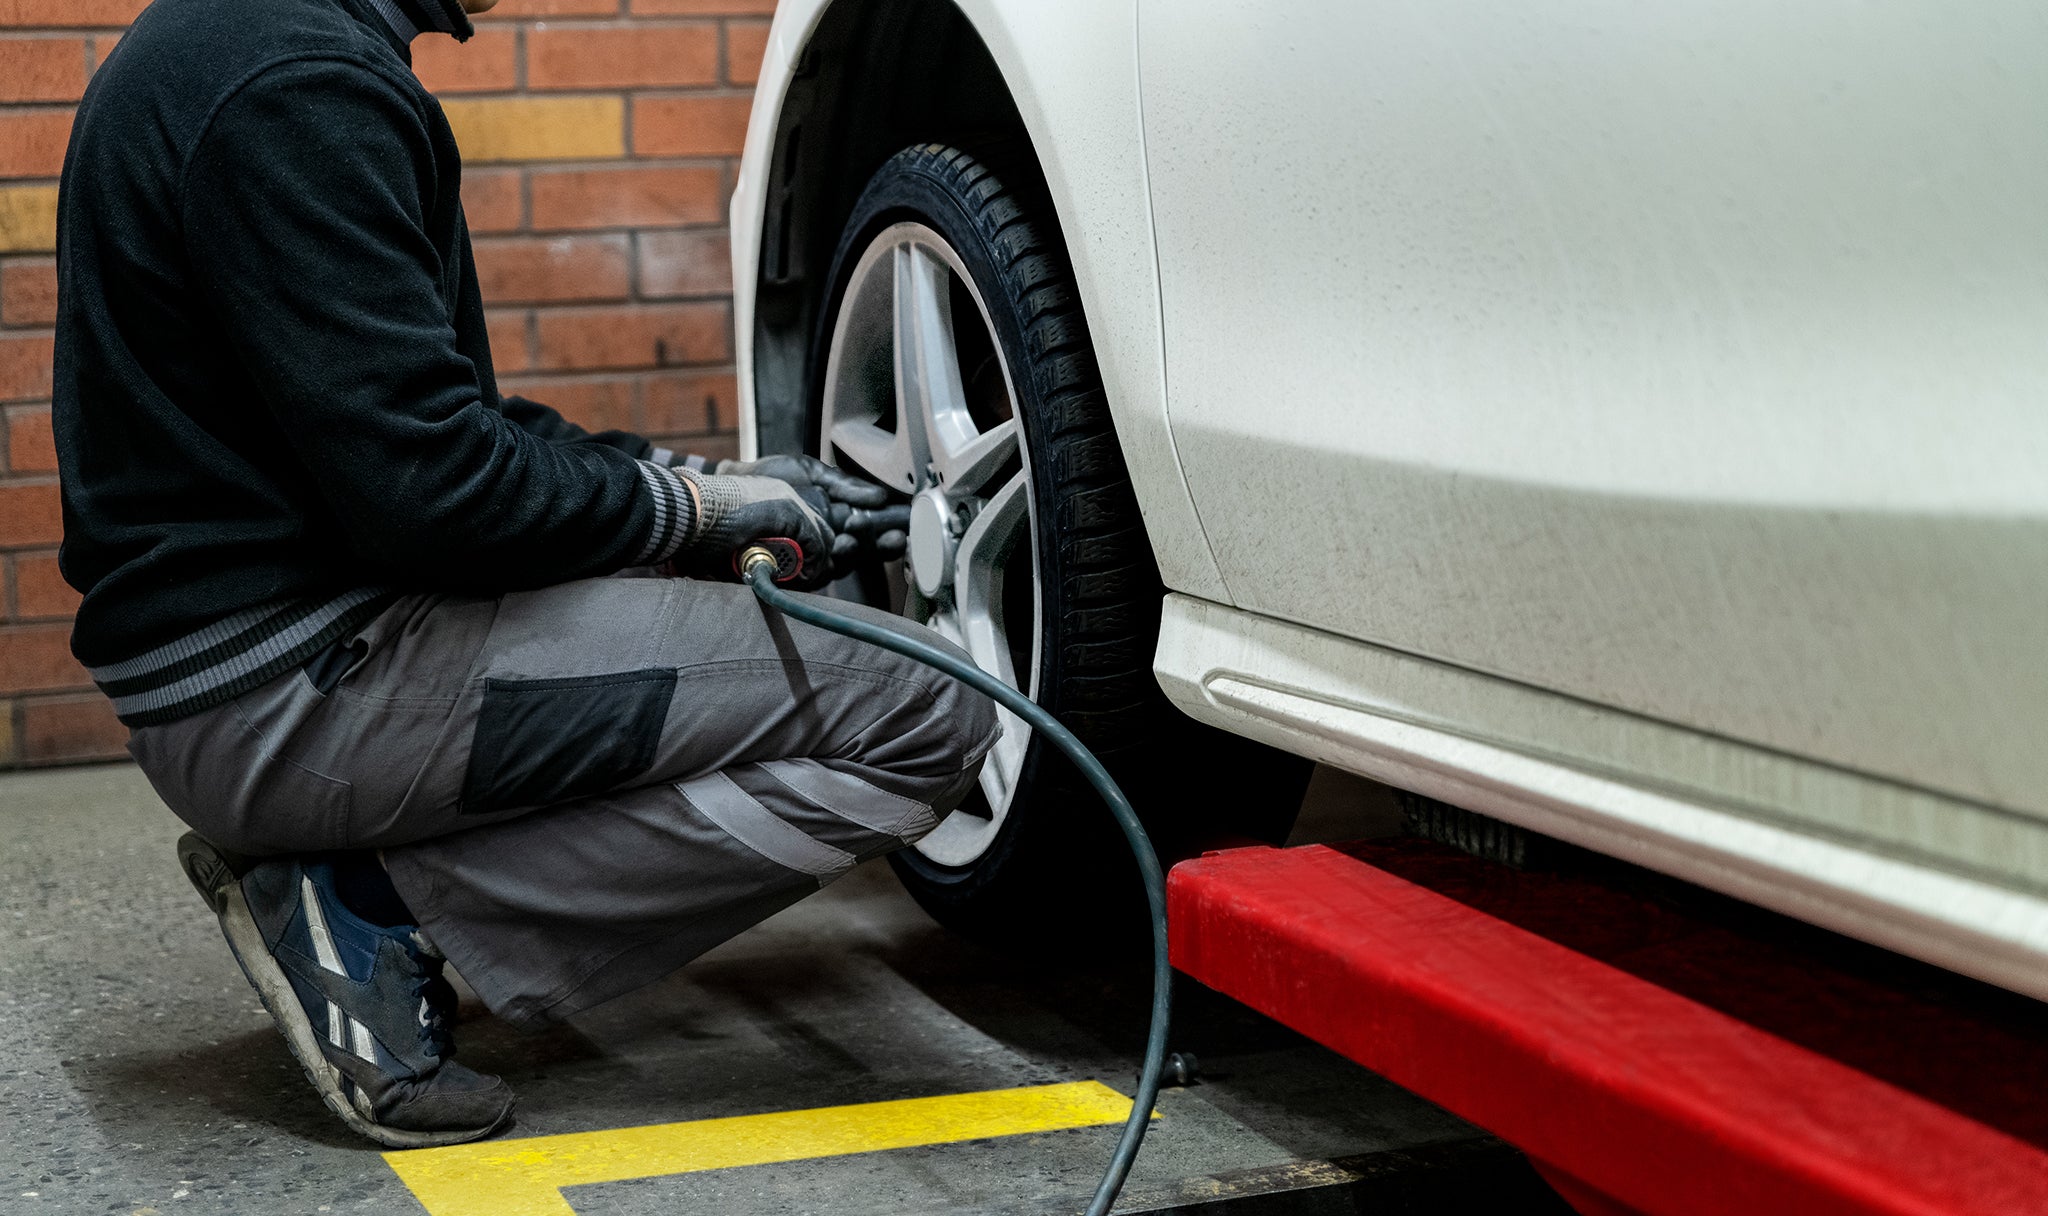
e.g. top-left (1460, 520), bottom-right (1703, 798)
top-left (2, 763), bottom-right (1552, 1216)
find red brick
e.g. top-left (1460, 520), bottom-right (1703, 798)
top-left (529, 165), bottom-right (721, 230)
top-left (462, 168), bottom-right (524, 234)
top-left (633, 93), bottom-right (751, 158)
top-left (0, 0), bottom-right (149, 27)
top-left (0, 37), bottom-right (89, 103)
top-left (21, 693), bottom-right (127, 763)
top-left (487, 309), bottom-right (532, 373)
top-left (411, 27), bottom-right (517, 94)
top-left (12, 549), bottom-right (74, 618)
top-left (87, 31), bottom-right (118, 69)
top-left (725, 20), bottom-right (768, 86)
top-left (630, 0), bottom-right (775, 14)
top-left (0, 480), bottom-right (58, 546)
top-left (0, 333), bottom-right (52, 401)
top-left (0, 109), bottom-right (72, 179)
top-left (527, 23), bottom-right (717, 90)
top-left (0, 623), bottom-right (87, 693)
top-left (6, 406), bottom-right (53, 473)
top-left (534, 303), bottom-right (728, 371)
top-left (642, 369), bottom-right (734, 435)
top-left (0, 257), bottom-right (56, 326)
top-left (474, 0), bottom-right (619, 16)
top-left (474, 234), bottom-right (630, 304)
top-left (637, 227), bottom-right (731, 297)
top-left (501, 375), bottom-right (637, 433)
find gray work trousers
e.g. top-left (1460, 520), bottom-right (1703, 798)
top-left (127, 573), bottom-right (999, 1027)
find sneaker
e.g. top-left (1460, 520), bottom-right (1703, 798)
top-left (177, 833), bottom-right (514, 1147)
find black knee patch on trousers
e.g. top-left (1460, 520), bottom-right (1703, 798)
top-left (461, 669), bottom-right (677, 814)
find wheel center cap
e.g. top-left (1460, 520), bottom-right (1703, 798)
top-left (908, 489), bottom-right (956, 598)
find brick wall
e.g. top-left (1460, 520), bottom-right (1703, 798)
top-left (0, 0), bottom-right (773, 767)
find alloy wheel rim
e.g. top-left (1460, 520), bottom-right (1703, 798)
top-left (819, 221), bottom-right (1041, 868)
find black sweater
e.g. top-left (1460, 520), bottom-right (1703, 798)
top-left (54, 0), bottom-right (695, 725)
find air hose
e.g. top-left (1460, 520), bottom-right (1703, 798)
top-left (741, 547), bottom-right (1169, 1216)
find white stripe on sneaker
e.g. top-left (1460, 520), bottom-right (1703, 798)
top-left (351, 1019), bottom-right (378, 1063)
top-left (327, 1000), bottom-right (346, 1049)
top-left (301, 876), bottom-right (346, 975)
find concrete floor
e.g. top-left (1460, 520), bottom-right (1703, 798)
top-left (2, 763), bottom-right (1521, 1216)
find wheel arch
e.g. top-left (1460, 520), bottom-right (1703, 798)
top-left (744, 0), bottom-right (1033, 458)
top-left (733, 0), bottom-right (1230, 598)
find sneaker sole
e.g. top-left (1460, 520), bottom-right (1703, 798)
top-left (177, 832), bottom-right (512, 1149)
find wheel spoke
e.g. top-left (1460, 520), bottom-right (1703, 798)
top-left (893, 241), bottom-right (973, 487)
top-left (976, 709), bottom-right (1030, 819)
top-left (954, 470), bottom-right (1029, 683)
top-left (949, 469), bottom-right (1034, 820)
top-left (935, 417), bottom-right (1019, 500)
top-left (828, 418), bottom-right (915, 493)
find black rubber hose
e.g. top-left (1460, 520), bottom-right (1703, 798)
top-left (744, 559), bottom-right (1170, 1216)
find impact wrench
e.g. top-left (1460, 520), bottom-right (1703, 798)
top-left (737, 543), bottom-right (1170, 1216)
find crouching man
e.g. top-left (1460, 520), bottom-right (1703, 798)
top-left (52, 0), bottom-right (997, 1145)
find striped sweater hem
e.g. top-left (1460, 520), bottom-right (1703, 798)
top-left (91, 588), bottom-right (398, 727)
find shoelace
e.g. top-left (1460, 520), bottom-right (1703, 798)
top-left (405, 944), bottom-right (459, 1060)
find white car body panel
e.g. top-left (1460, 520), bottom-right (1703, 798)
top-left (732, 0), bottom-right (1232, 600)
top-left (732, 0), bottom-right (2048, 992)
top-left (1139, 3), bottom-right (2048, 823)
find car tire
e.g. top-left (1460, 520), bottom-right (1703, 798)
top-left (805, 143), bottom-right (1310, 945)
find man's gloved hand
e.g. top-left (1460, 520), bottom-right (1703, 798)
top-left (715, 455), bottom-right (908, 581)
top-left (675, 456), bottom-right (908, 588)
top-left (823, 500), bottom-right (911, 575)
top-left (679, 471), bottom-right (838, 587)
top-left (714, 455), bottom-right (889, 511)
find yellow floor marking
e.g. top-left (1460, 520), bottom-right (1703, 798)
top-left (383, 1080), bottom-right (1138, 1216)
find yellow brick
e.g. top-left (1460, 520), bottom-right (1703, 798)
top-left (0, 185), bottom-right (59, 255)
top-left (0, 698), bottom-right (16, 765)
top-left (440, 96), bottom-right (625, 164)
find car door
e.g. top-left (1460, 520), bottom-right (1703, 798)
top-left (1137, 0), bottom-right (2048, 816)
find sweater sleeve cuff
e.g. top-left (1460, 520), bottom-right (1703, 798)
top-left (632, 460), bottom-right (697, 565)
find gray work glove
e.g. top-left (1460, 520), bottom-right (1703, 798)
top-left (680, 470), bottom-right (839, 587)
top-left (713, 455), bottom-right (910, 577)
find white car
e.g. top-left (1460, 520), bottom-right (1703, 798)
top-left (728, 0), bottom-right (2048, 999)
